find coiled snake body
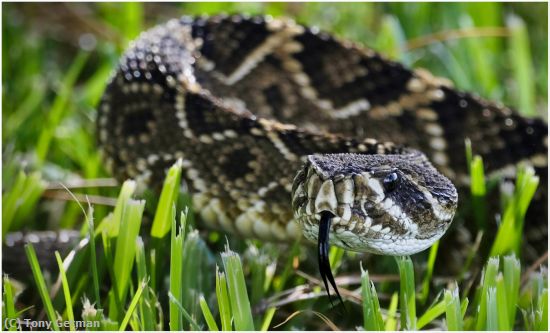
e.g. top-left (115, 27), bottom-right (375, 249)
top-left (98, 15), bottom-right (547, 255)
top-left (5, 15), bottom-right (548, 304)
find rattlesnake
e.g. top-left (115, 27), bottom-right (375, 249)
top-left (94, 15), bottom-right (546, 300)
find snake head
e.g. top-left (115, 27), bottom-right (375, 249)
top-left (291, 152), bottom-right (458, 255)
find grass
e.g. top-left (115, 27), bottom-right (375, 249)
top-left (2, 2), bottom-right (548, 331)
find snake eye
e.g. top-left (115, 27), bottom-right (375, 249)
top-left (383, 172), bottom-right (399, 191)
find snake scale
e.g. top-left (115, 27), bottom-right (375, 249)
top-left (4, 15), bottom-right (548, 302)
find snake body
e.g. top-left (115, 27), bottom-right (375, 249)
top-left (97, 15), bottom-right (547, 257)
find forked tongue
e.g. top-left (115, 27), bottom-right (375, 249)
top-left (318, 211), bottom-right (346, 311)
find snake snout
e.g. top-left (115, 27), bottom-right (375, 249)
top-left (291, 158), bottom-right (356, 229)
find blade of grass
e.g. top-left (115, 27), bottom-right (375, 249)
top-left (87, 205), bottom-right (101, 305)
top-left (385, 292), bottom-right (399, 331)
top-left (273, 310), bottom-right (340, 330)
top-left (3, 276), bottom-right (17, 331)
top-left (459, 15), bottom-right (498, 96)
top-left (495, 273), bottom-right (511, 330)
top-left (216, 267), bottom-right (232, 331)
top-left (55, 251), bottom-right (76, 331)
top-left (360, 263), bottom-right (384, 330)
top-left (396, 256), bottom-right (416, 330)
top-left (168, 292), bottom-right (201, 331)
top-left (470, 155), bottom-right (487, 230)
top-left (445, 283), bottom-right (463, 331)
top-left (180, 227), bottom-right (215, 327)
top-left (199, 295), bottom-right (219, 331)
top-left (535, 288), bottom-right (548, 331)
top-left (118, 279), bottom-right (146, 331)
top-left (135, 237), bottom-right (155, 331)
top-left (151, 159), bottom-right (183, 238)
top-left (109, 180), bottom-right (136, 237)
top-left (486, 287), bottom-right (498, 330)
top-left (122, 2), bottom-right (143, 41)
top-left (328, 246), bottom-right (345, 275)
top-left (420, 240), bottom-right (439, 304)
top-left (260, 307), bottom-right (277, 331)
top-left (111, 198), bottom-right (144, 318)
top-left (490, 166), bottom-right (539, 256)
top-left (503, 255), bottom-right (520, 328)
top-left (221, 247), bottom-right (254, 331)
top-left (24, 244), bottom-right (60, 330)
top-left (475, 257), bottom-right (500, 330)
top-left (169, 207), bottom-right (186, 330)
top-left (417, 298), bottom-right (446, 329)
top-left (102, 230), bottom-right (123, 320)
top-left (507, 14), bottom-right (536, 116)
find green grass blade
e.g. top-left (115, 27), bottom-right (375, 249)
top-left (216, 267), bottom-right (232, 331)
top-left (87, 205), bottom-right (101, 305)
top-left (459, 15), bottom-right (498, 96)
top-left (328, 246), bottom-right (345, 276)
top-left (360, 263), bottom-right (384, 330)
top-left (503, 255), bottom-right (520, 328)
top-left (151, 159), bottom-right (183, 238)
top-left (420, 240), bottom-right (439, 304)
top-left (507, 14), bottom-right (536, 116)
top-left (486, 287), bottom-right (498, 330)
top-left (24, 244), bottom-right (60, 330)
top-left (3, 276), bottom-right (18, 331)
top-left (109, 180), bottom-right (137, 237)
top-left (182, 230), bottom-right (216, 327)
top-left (199, 295), bottom-right (219, 331)
top-left (460, 297), bottom-right (469, 319)
top-left (445, 283), bottom-right (463, 330)
top-left (491, 166), bottom-right (538, 256)
top-left (54, 251), bottom-right (76, 330)
top-left (122, 2), bottom-right (143, 41)
top-left (417, 299), bottom-right (446, 329)
top-left (135, 237), bottom-right (155, 330)
top-left (396, 256), bottom-right (416, 330)
top-left (495, 273), bottom-right (511, 330)
top-left (470, 155), bottom-right (487, 229)
top-left (102, 230), bottom-right (123, 319)
top-left (385, 292), bottom-right (399, 331)
top-left (168, 292), bottom-right (201, 330)
top-left (260, 307), bottom-right (277, 331)
top-left (169, 207), bottom-right (186, 330)
top-left (119, 279), bottom-right (146, 331)
top-left (475, 257), bottom-right (500, 330)
top-left (535, 288), bottom-right (548, 331)
top-left (221, 247), bottom-right (255, 331)
top-left (111, 199), bottom-right (144, 314)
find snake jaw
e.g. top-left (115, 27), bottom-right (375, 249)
top-left (318, 210), bottom-right (345, 309)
